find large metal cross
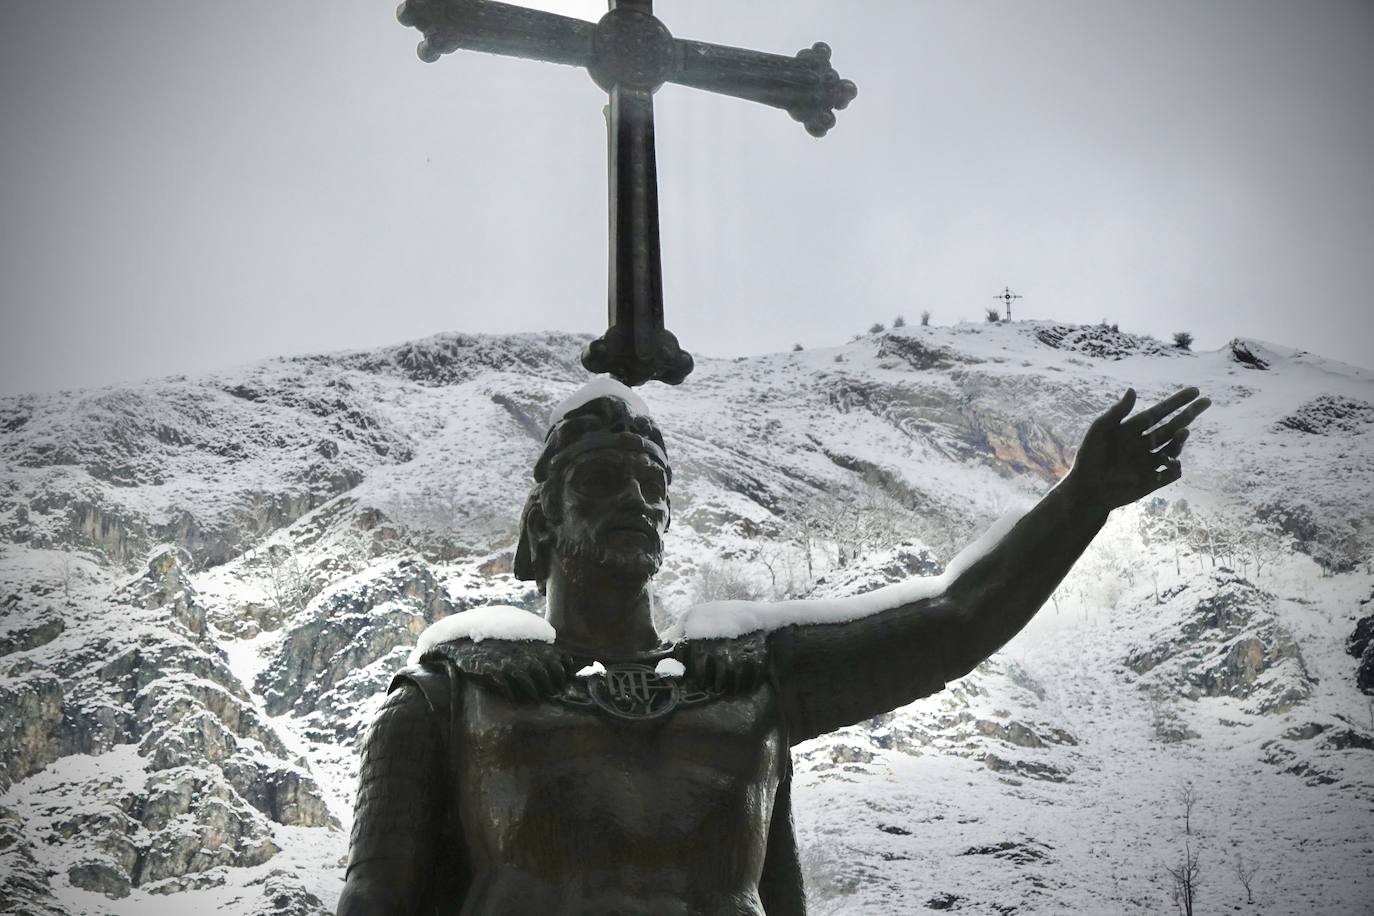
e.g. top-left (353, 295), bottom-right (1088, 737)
top-left (397, 0), bottom-right (857, 386)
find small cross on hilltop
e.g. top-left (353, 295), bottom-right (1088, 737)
top-left (993, 286), bottom-right (1023, 322)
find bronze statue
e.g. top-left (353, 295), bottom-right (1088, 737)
top-left (337, 383), bottom-right (1210, 915)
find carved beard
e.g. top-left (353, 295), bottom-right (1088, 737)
top-left (554, 528), bottom-right (662, 581)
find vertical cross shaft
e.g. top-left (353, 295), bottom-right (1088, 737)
top-left (605, 84), bottom-right (668, 383)
top-left (583, 0), bottom-right (690, 386)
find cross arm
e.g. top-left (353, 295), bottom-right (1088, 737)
top-left (397, 1), bottom-right (857, 136)
top-left (396, 0), bottom-right (595, 67)
top-left (672, 40), bottom-right (857, 138)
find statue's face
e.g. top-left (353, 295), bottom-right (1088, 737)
top-left (553, 447), bottom-right (670, 580)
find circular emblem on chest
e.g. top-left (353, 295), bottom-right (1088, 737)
top-left (587, 663), bottom-right (680, 720)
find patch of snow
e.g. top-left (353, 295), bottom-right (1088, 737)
top-left (549, 377), bottom-right (649, 426)
top-left (575, 661), bottom-right (607, 677)
top-left (654, 657), bottom-right (685, 678)
top-left (407, 605), bottom-right (555, 664)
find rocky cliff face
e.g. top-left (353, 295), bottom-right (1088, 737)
top-left (1, 322), bottom-right (1370, 914)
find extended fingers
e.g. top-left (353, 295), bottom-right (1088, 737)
top-left (1125, 387), bottom-right (1202, 433)
top-left (1107, 388), bottom-right (1137, 423)
top-left (1143, 397), bottom-right (1211, 447)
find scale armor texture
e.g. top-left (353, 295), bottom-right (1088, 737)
top-left (347, 683), bottom-right (446, 873)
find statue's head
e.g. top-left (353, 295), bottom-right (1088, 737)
top-left (514, 389), bottom-right (672, 593)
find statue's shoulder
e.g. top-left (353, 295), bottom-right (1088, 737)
top-left (402, 605), bottom-right (574, 702)
top-left (388, 660), bottom-right (452, 707)
top-left (411, 604), bottom-right (557, 661)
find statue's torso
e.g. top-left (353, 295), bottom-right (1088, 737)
top-left (451, 670), bottom-right (785, 915)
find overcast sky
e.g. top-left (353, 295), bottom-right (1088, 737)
top-left (2, 0), bottom-right (1371, 396)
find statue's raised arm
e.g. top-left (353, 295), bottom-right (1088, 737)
top-left (715, 387), bottom-right (1210, 744)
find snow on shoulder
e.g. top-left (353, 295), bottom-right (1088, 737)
top-left (655, 657), bottom-right (685, 678)
top-left (408, 605), bottom-right (556, 665)
top-left (549, 377), bottom-right (650, 425)
top-left (668, 580), bottom-right (946, 641)
top-left (667, 502), bottom-right (1030, 640)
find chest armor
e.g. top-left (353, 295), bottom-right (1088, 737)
top-left (388, 640), bottom-right (807, 914)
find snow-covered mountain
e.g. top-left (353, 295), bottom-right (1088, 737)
top-left (1, 320), bottom-right (1370, 915)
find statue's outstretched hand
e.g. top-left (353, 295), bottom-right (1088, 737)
top-left (1068, 386), bottom-right (1210, 510)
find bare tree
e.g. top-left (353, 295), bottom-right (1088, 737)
top-left (800, 839), bottom-right (856, 916)
top-left (755, 544), bottom-right (807, 600)
top-left (1166, 840), bottom-right (1201, 916)
top-left (1180, 781), bottom-right (1198, 836)
top-left (856, 472), bottom-right (907, 554)
top-left (984, 306), bottom-right (1002, 323)
top-left (1234, 853), bottom-right (1260, 905)
top-left (335, 523), bottom-right (374, 574)
top-left (57, 554), bottom-right (77, 601)
top-left (756, 545), bottom-right (782, 597)
top-left (1184, 510), bottom-right (1223, 570)
top-left (1239, 522), bottom-right (1286, 579)
top-left (691, 560), bottom-right (763, 604)
top-left (782, 512), bottom-right (819, 584)
top-left (1164, 782), bottom-right (1202, 915)
top-left (262, 544), bottom-right (311, 615)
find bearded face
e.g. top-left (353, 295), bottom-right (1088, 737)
top-left (551, 447), bottom-right (670, 581)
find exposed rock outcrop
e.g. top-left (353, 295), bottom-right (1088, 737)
top-left (0, 804), bottom-right (67, 914)
top-left (1125, 574), bottom-right (1312, 714)
top-left (1278, 395), bottom-right (1374, 436)
top-left (256, 557), bottom-right (454, 719)
top-left (1349, 600), bottom-right (1374, 694)
top-left (112, 545), bottom-right (209, 638)
top-left (0, 603), bottom-right (65, 657)
top-left (47, 765), bottom-right (281, 897)
top-left (247, 870), bottom-right (330, 916)
top-left (0, 670), bottom-right (64, 791)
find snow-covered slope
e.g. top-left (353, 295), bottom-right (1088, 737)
top-left (1, 321), bottom-right (1370, 914)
